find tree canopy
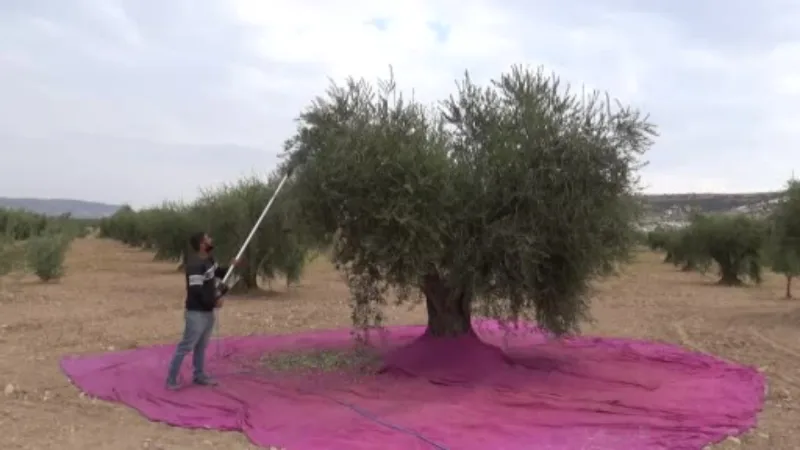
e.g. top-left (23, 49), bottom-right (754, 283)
top-left (282, 66), bottom-right (656, 337)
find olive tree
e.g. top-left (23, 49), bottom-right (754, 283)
top-left (649, 224), bottom-right (705, 271)
top-left (647, 227), bottom-right (672, 254)
top-left (192, 175), bottom-right (315, 291)
top-left (283, 66), bottom-right (655, 337)
top-left (648, 226), bottom-right (685, 266)
top-left (768, 180), bottom-right (800, 298)
top-left (0, 236), bottom-right (25, 276)
top-left (99, 205), bottom-right (148, 246)
top-left (99, 203), bottom-right (196, 267)
top-left (139, 203), bottom-right (195, 264)
top-left (689, 214), bottom-right (766, 286)
top-left (0, 208), bottom-right (49, 240)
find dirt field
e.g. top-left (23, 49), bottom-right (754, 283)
top-left (0, 237), bottom-right (797, 449)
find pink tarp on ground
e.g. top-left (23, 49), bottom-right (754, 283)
top-left (60, 320), bottom-right (765, 450)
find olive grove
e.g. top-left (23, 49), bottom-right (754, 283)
top-left (99, 176), bottom-right (317, 291)
top-left (0, 208), bottom-right (87, 281)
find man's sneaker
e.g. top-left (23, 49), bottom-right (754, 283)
top-left (166, 379), bottom-right (181, 391)
top-left (193, 375), bottom-right (218, 386)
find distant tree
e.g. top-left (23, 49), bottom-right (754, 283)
top-left (654, 222), bottom-right (706, 272)
top-left (97, 179), bottom-right (316, 291)
top-left (0, 236), bottom-right (24, 276)
top-left (284, 66), bottom-right (656, 337)
top-left (647, 226), bottom-right (689, 266)
top-left (768, 180), bottom-right (800, 298)
top-left (647, 227), bottom-right (671, 253)
top-left (0, 208), bottom-right (49, 240)
top-left (99, 205), bottom-right (147, 246)
top-left (687, 214), bottom-right (766, 286)
top-left (137, 202), bottom-right (195, 265)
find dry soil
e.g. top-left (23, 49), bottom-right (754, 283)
top-left (0, 238), bottom-right (797, 449)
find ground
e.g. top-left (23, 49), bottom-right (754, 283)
top-left (0, 238), bottom-right (796, 449)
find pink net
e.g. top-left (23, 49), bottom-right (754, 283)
top-left (60, 320), bottom-right (764, 449)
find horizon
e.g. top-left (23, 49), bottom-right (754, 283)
top-left (2, 187), bottom-right (789, 213)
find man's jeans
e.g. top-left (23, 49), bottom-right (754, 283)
top-left (166, 310), bottom-right (215, 383)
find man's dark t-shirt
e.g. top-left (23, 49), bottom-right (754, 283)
top-left (184, 254), bottom-right (229, 311)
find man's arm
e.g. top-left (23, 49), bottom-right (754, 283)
top-left (207, 256), bottom-right (232, 280)
top-left (214, 264), bottom-right (230, 280)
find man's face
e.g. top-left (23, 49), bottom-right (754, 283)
top-left (203, 234), bottom-right (214, 251)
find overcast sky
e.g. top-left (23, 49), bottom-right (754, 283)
top-left (1, 0), bottom-right (798, 207)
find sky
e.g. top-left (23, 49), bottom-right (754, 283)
top-left (1, 0), bottom-right (799, 208)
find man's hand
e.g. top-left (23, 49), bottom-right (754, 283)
top-left (230, 257), bottom-right (244, 267)
top-left (215, 283), bottom-right (230, 306)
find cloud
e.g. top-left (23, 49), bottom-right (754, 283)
top-left (0, 0), bottom-right (798, 207)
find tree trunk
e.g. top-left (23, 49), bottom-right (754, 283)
top-left (241, 267), bottom-right (259, 290)
top-left (421, 273), bottom-right (473, 337)
top-left (177, 250), bottom-right (187, 271)
top-left (229, 267), bottom-right (259, 294)
top-left (242, 270), bottom-right (258, 291)
top-left (718, 267), bottom-right (742, 286)
top-left (787, 275), bottom-right (793, 299)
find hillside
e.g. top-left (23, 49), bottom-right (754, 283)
top-left (0, 197), bottom-right (121, 219)
top-left (639, 191), bottom-right (784, 228)
top-left (642, 191), bottom-right (783, 214)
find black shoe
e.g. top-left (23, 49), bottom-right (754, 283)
top-left (193, 375), bottom-right (218, 386)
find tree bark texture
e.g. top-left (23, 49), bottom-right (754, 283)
top-left (422, 273), bottom-right (473, 337)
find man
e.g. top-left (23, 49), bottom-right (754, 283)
top-left (166, 231), bottom-right (239, 390)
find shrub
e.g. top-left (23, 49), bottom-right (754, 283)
top-left (26, 233), bottom-right (71, 281)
